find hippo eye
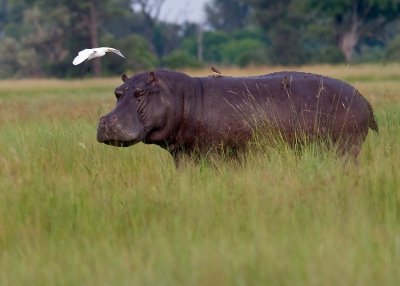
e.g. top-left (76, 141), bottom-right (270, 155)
top-left (134, 88), bottom-right (145, 98)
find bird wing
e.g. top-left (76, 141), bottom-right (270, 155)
top-left (109, 49), bottom-right (126, 59)
top-left (72, 49), bottom-right (96, 65)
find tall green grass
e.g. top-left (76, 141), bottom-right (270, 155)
top-left (0, 66), bottom-right (399, 285)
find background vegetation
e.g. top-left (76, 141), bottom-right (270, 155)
top-left (2, 0), bottom-right (400, 78)
top-left (0, 65), bottom-right (399, 285)
top-left (1, 0), bottom-right (400, 284)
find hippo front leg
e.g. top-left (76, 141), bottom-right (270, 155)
top-left (170, 146), bottom-right (244, 168)
top-left (170, 149), bottom-right (193, 169)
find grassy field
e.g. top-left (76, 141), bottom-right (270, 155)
top-left (0, 65), bottom-right (399, 285)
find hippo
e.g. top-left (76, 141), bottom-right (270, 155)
top-left (97, 70), bottom-right (378, 166)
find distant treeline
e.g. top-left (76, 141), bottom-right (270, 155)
top-left (1, 0), bottom-right (400, 78)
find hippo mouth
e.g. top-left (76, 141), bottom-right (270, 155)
top-left (101, 139), bottom-right (139, 147)
top-left (97, 127), bottom-right (146, 147)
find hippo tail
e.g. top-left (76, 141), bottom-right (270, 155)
top-left (368, 103), bottom-right (379, 134)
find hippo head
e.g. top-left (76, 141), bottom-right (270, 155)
top-left (97, 71), bottom-right (178, 147)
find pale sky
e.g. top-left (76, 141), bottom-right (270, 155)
top-left (159, 0), bottom-right (211, 24)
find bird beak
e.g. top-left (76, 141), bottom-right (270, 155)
top-left (114, 50), bottom-right (125, 58)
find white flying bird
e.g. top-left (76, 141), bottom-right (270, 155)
top-left (72, 47), bottom-right (125, 65)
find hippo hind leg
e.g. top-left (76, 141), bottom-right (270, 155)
top-left (336, 134), bottom-right (366, 161)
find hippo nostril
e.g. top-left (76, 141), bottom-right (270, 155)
top-left (110, 115), bottom-right (118, 124)
top-left (99, 117), bottom-right (106, 128)
top-left (115, 90), bottom-right (123, 98)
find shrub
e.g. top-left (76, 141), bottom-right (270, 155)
top-left (162, 51), bottom-right (202, 69)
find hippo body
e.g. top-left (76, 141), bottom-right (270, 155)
top-left (97, 70), bottom-right (378, 165)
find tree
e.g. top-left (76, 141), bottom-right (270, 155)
top-left (18, 5), bottom-right (70, 76)
top-left (246, 0), bottom-right (400, 63)
top-left (131, 0), bottom-right (166, 59)
top-left (102, 34), bottom-right (158, 73)
top-left (308, 0), bottom-right (400, 61)
top-left (205, 0), bottom-right (251, 32)
top-left (59, 0), bottom-right (106, 76)
top-left (220, 29), bottom-right (269, 66)
top-left (85, 0), bottom-right (101, 75)
top-left (0, 0), bottom-right (7, 36)
top-left (245, 0), bottom-right (312, 65)
top-left (0, 0), bottom-right (143, 77)
top-left (384, 32), bottom-right (400, 61)
top-left (162, 50), bottom-right (201, 69)
top-left (0, 37), bottom-right (19, 77)
top-left (0, 2), bottom-right (72, 77)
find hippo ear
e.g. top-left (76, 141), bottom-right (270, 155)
top-left (148, 71), bottom-right (159, 85)
top-left (122, 74), bottom-right (128, 82)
